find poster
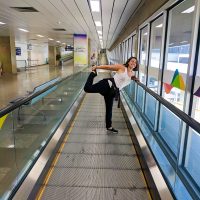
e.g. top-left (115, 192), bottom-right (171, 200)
top-left (74, 34), bottom-right (88, 67)
top-left (16, 47), bottom-right (21, 56)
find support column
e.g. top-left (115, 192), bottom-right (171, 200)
top-left (48, 45), bottom-right (56, 67)
top-left (0, 36), bottom-right (17, 74)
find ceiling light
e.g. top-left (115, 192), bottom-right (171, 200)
top-left (181, 6), bottom-right (195, 13)
top-left (90, 1), bottom-right (100, 12)
top-left (0, 22), bottom-right (6, 25)
top-left (18, 28), bottom-right (29, 32)
top-left (37, 34), bottom-right (44, 37)
top-left (48, 38), bottom-right (54, 40)
top-left (95, 21), bottom-right (101, 26)
top-left (156, 24), bottom-right (163, 28)
top-left (62, 43), bottom-right (66, 45)
top-left (97, 31), bottom-right (102, 35)
top-left (56, 41), bottom-right (61, 43)
top-left (99, 35), bottom-right (102, 39)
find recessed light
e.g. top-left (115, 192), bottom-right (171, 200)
top-left (90, 0), bottom-right (100, 12)
top-left (97, 31), bottom-right (102, 35)
top-left (0, 22), bottom-right (6, 25)
top-left (95, 21), bottom-right (101, 26)
top-left (181, 6), bottom-right (195, 14)
top-left (156, 24), bottom-right (163, 28)
top-left (18, 28), bottom-right (29, 32)
top-left (37, 34), bottom-right (44, 37)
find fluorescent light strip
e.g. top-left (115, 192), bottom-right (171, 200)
top-left (181, 6), bottom-right (195, 13)
top-left (95, 21), bottom-right (101, 26)
top-left (56, 41), bottom-right (61, 43)
top-left (18, 28), bottom-right (29, 32)
top-left (48, 38), bottom-right (54, 40)
top-left (0, 22), bottom-right (6, 25)
top-left (90, 0), bottom-right (100, 12)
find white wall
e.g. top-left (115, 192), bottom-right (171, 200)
top-left (31, 45), bottom-right (48, 65)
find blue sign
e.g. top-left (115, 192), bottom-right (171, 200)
top-left (16, 47), bottom-right (21, 56)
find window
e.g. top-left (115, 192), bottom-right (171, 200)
top-left (147, 15), bottom-right (164, 93)
top-left (162, 0), bottom-right (195, 111)
top-left (139, 26), bottom-right (149, 84)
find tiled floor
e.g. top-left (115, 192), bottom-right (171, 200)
top-left (0, 60), bottom-right (74, 109)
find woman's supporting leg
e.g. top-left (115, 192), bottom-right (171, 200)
top-left (104, 95), bottom-right (114, 129)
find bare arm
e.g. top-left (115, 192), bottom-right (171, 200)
top-left (93, 64), bottom-right (124, 72)
top-left (131, 75), bottom-right (139, 82)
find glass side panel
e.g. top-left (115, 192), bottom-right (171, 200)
top-left (139, 26), bottom-right (149, 84)
top-left (162, 0), bottom-right (195, 111)
top-left (136, 85), bottom-right (144, 110)
top-left (147, 15), bottom-right (164, 93)
top-left (158, 105), bottom-right (181, 156)
top-left (0, 71), bottom-right (88, 198)
top-left (184, 128), bottom-right (200, 188)
top-left (122, 90), bottom-right (192, 200)
top-left (144, 93), bottom-right (157, 126)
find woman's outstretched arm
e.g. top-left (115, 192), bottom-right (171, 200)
top-left (92, 64), bottom-right (124, 72)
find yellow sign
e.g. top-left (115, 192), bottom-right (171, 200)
top-left (0, 114), bottom-right (8, 129)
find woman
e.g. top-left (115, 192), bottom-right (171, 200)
top-left (84, 57), bottom-right (139, 133)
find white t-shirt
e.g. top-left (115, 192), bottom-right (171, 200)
top-left (113, 68), bottom-right (131, 90)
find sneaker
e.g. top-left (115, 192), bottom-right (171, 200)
top-left (107, 127), bottom-right (118, 133)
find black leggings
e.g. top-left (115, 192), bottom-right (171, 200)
top-left (84, 72), bottom-right (114, 128)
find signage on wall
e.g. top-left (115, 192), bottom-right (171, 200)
top-left (16, 47), bottom-right (21, 56)
top-left (27, 44), bottom-right (32, 51)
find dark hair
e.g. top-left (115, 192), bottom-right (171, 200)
top-left (124, 56), bottom-right (139, 71)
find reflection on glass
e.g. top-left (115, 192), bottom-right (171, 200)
top-left (158, 105), bottom-right (181, 156)
top-left (128, 37), bottom-right (132, 58)
top-left (147, 15), bottom-right (164, 93)
top-left (162, 0), bottom-right (195, 111)
top-left (132, 35), bottom-right (136, 57)
top-left (184, 128), bottom-right (200, 188)
top-left (139, 26), bottom-right (148, 84)
top-left (191, 48), bottom-right (200, 123)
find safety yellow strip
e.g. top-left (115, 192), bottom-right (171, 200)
top-left (36, 97), bottom-right (85, 200)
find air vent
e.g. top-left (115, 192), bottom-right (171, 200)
top-left (53, 28), bottom-right (66, 31)
top-left (10, 7), bottom-right (38, 12)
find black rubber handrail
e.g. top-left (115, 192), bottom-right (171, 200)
top-left (136, 81), bottom-right (200, 134)
top-left (0, 70), bottom-right (84, 118)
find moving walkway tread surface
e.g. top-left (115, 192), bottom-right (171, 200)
top-left (37, 74), bottom-right (151, 200)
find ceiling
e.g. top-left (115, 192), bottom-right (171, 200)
top-left (0, 0), bottom-right (142, 49)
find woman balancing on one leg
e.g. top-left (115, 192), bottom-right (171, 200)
top-left (84, 57), bottom-right (139, 133)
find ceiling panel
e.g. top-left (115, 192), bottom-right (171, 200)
top-left (104, 0), bottom-right (128, 48)
top-left (0, 0), bottom-right (141, 49)
top-left (108, 0), bottom-right (141, 47)
top-left (101, 0), bottom-right (114, 48)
